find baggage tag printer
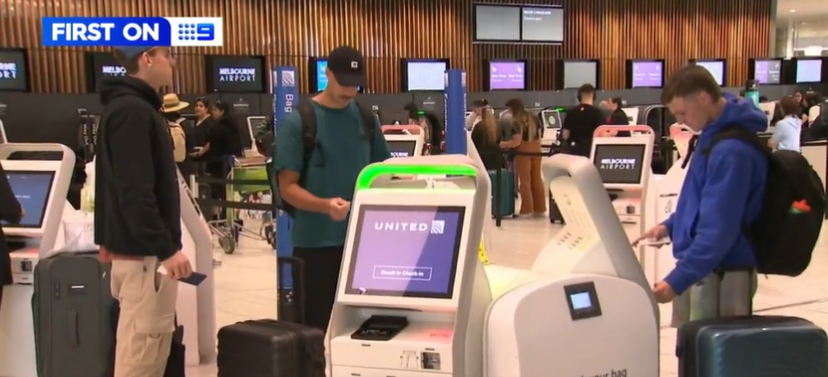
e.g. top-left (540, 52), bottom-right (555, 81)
top-left (484, 153), bottom-right (659, 377)
top-left (0, 143), bottom-right (76, 377)
top-left (590, 126), bottom-right (655, 274)
top-left (327, 156), bottom-right (493, 377)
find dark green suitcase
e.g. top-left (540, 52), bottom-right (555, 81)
top-left (678, 315), bottom-right (828, 377)
top-left (489, 169), bottom-right (515, 218)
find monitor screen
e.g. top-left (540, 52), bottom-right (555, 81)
top-left (541, 110), bottom-right (562, 129)
top-left (520, 6), bottom-right (564, 43)
top-left (0, 48), bottom-right (28, 92)
top-left (631, 61), bottom-right (664, 88)
top-left (474, 5), bottom-right (520, 41)
top-left (315, 59), bottom-right (329, 92)
top-left (563, 61), bottom-right (598, 89)
top-left (796, 59), bottom-right (822, 83)
top-left (387, 140), bottom-right (418, 158)
top-left (345, 205), bottom-right (465, 298)
top-left (206, 55), bottom-right (266, 93)
top-left (489, 61), bottom-right (526, 90)
top-left (593, 144), bottom-right (646, 184)
top-left (753, 59), bottom-right (781, 84)
top-left (86, 52), bottom-right (125, 92)
top-left (2, 171), bottom-right (55, 228)
top-left (695, 60), bottom-right (725, 86)
top-left (405, 61), bottom-right (448, 91)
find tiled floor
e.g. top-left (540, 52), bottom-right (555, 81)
top-left (189, 216), bottom-right (828, 376)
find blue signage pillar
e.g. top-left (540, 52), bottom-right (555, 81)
top-left (273, 67), bottom-right (297, 289)
top-left (444, 69), bottom-right (467, 154)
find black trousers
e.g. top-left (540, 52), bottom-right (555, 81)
top-left (292, 246), bottom-right (344, 333)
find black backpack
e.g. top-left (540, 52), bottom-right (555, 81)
top-left (272, 101), bottom-right (376, 216)
top-left (700, 127), bottom-right (826, 276)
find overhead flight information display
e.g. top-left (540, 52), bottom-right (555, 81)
top-left (474, 5), bottom-right (521, 41)
top-left (345, 205), bottom-right (465, 298)
top-left (753, 59), bottom-right (781, 84)
top-left (489, 60), bottom-right (526, 90)
top-left (520, 6), bottom-right (564, 43)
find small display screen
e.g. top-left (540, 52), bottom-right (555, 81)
top-left (541, 110), bottom-right (562, 129)
top-left (753, 59), bottom-right (782, 84)
top-left (489, 61), bottom-right (526, 90)
top-left (2, 171), bottom-right (55, 228)
top-left (206, 55), bottom-right (265, 93)
top-left (796, 59), bottom-right (822, 83)
top-left (387, 140), bottom-right (418, 158)
top-left (0, 48), bottom-right (28, 92)
top-left (564, 282), bottom-right (602, 321)
top-left (406, 61), bottom-right (448, 91)
top-left (694, 60), bottom-right (725, 86)
top-left (593, 144), bottom-right (646, 185)
top-left (631, 61), bottom-right (664, 88)
top-left (345, 205), bottom-right (465, 299)
top-left (86, 52), bottom-right (125, 92)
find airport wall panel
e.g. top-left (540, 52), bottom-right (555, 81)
top-left (1, 0), bottom-right (772, 93)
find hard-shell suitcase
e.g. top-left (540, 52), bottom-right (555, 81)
top-left (32, 251), bottom-right (117, 377)
top-left (217, 256), bottom-right (325, 377)
top-left (678, 315), bottom-right (828, 377)
top-left (489, 169), bottom-right (515, 218)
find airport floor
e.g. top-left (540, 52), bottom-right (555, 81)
top-left (189, 216), bottom-right (828, 377)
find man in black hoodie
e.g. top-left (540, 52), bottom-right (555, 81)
top-left (94, 46), bottom-right (192, 377)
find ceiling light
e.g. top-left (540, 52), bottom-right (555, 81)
top-left (789, 9), bottom-right (796, 12)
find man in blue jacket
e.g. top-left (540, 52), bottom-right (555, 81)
top-left (634, 65), bottom-right (768, 327)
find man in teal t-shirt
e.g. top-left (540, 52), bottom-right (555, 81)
top-left (274, 46), bottom-right (390, 332)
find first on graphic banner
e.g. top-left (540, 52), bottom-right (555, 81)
top-left (41, 17), bottom-right (224, 47)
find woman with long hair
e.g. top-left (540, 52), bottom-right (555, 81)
top-left (771, 95), bottom-right (802, 151)
top-left (470, 104), bottom-right (504, 170)
top-left (500, 98), bottom-right (546, 217)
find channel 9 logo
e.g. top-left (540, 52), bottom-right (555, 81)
top-left (176, 22), bottom-right (214, 42)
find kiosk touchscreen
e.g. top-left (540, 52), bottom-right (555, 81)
top-left (540, 109), bottom-right (562, 148)
top-left (590, 126), bottom-right (654, 265)
top-left (246, 115), bottom-right (268, 156)
top-left (327, 156), bottom-right (492, 377)
top-left (383, 125), bottom-right (426, 158)
top-left (485, 153), bottom-right (659, 377)
top-left (0, 143), bottom-right (76, 377)
top-left (758, 102), bottom-right (776, 131)
top-left (622, 107), bottom-right (640, 125)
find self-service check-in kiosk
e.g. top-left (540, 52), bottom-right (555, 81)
top-left (591, 126), bottom-right (655, 275)
top-left (246, 115), bottom-right (268, 156)
top-left (540, 109), bottom-right (562, 148)
top-left (484, 153), bottom-right (659, 377)
top-left (758, 102), bottom-right (776, 131)
top-left (383, 125), bottom-right (426, 158)
top-left (0, 144), bottom-right (75, 377)
top-left (622, 107), bottom-right (640, 125)
top-left (327, 155), bottom-right (492, 377)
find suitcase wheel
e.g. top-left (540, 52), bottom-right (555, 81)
top-left (219, 234), bottom-right (236, 254)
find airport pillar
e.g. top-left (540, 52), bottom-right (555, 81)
top-left (444, 69), bottom-right (467, 154)
top-left (273, 67), bottom-right (298, 320)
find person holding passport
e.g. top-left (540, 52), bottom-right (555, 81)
top-left (274, 46), bottom-right (390, 332)
top-left (95, 46), bottom-right (192, 377)
top-left (633, 65), bottom-right (767, 327)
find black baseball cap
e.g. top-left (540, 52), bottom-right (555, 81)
top-left (326, 46), bottom-right (365, 87)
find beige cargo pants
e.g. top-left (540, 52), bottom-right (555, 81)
top-left (110, 257), bottom-right (178, 377)
top-left (671, 270), bottom-right (757, 328)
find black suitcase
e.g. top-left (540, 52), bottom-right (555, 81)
top-left (217, 256), bottom-right (325, 377)
top-left (678, 315), bottom-right (828, 377)
top-left (32, 252), bottom-right (117, 377)
top-left (548, 191), bottom-right (564, 224)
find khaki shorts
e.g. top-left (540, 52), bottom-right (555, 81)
top-left (671, 270), bottom-right (757, 328)
top-left (110, 257), bottom-right (178, 377)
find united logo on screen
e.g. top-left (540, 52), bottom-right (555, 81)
top-left (101, 65), bottom-right (126, 76)
top-left (0, 62), bottom-right (17, 80)
top-left (218, 67), bottom-right (257, 82)
top-left (373, 220), bottom-right (445, 234)
top-left (599, 157), bottom-right (637, 170)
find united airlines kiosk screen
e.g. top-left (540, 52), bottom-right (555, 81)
top-left (2, 171), bottom-right (55, 228)
top-left (387, 141), bottom-right (418, 158)
top-left (593, 144), bottom-right (646, 185)
top-left (345, 205), bottom-right (465, 299)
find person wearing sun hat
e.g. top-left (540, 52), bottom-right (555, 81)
top-left (162, 93), bottom-right (195, 176)
top-left (94, 45), bottom-right (192, 376)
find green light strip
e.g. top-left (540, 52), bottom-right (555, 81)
top-left (356, 164), bottom-right (477, 190)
